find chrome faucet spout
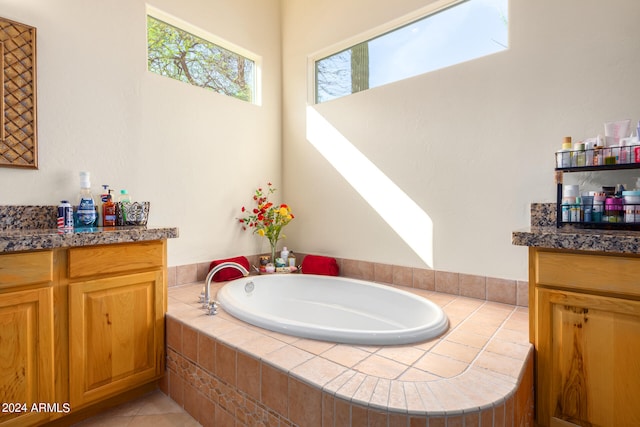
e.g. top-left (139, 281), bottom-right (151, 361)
top-left (203, 262), bottom-right (249, 310)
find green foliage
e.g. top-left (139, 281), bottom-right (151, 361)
top-left (147, 16), bottom-right (254, 102)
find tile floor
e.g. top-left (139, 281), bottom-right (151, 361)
top-left (73, 390), bottom-right (200, 427)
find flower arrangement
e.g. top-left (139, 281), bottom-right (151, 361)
top-left (238, 182), bottom-right (294, 262)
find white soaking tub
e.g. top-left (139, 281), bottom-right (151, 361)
top-left (216, 274), bottom-right (448, 345)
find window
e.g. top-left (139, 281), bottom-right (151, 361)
top-left (313, 0), bottom-right (508, 103)
top-left (146, 7), bottom-right (260, 104)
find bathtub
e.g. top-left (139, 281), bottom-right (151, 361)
top-left (216, 273), bottom-right (449, 345)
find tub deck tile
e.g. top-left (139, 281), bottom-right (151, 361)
top-left (166, 281), bottom-right (533, 425)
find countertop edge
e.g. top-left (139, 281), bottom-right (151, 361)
top-left (512, 227), bottom-right (640, 254)
top-left (0, 226), bottom-right (179, 253)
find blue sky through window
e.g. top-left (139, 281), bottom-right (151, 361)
top-left (315, 0), bottom-right (508, 103)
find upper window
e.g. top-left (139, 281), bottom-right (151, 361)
top-left (146, 7), bottom-right (260, 104)
top-left (313, 0), bottom-right (508, 103)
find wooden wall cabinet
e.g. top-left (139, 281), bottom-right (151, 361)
top-left (530, 247), bottom-right (640, 427)
top-left (0, 241), bottom-right (167, 426)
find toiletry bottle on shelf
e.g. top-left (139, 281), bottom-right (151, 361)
top-left (99, 184), bottom-right (110, 226)
top-left (280, 246), bottom-right (289, 262)
top-left (118, 189), bottom-right (132, 224)
top-left (76, 171), bottom-right (98, 229)
top-left (102, 189), bottom-right (116, 227)
top-left (118, 189), bottom-right (132, 203)
top-left (288, 251), bottom-right (296, 267)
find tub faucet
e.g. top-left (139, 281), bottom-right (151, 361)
top-left (202, 262), bottom-right (249, 314)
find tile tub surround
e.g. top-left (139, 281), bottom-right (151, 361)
top-left (163, 281), bottom-right (534, 426)
top-left (168, 254), bottom-right (529, 308)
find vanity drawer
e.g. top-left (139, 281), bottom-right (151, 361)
top-left (69, 241), bottom-right (164, 279)
top-left (0, 250), bottom-right (53, 287)
top-left (533, 248), bottom-right (640, 298)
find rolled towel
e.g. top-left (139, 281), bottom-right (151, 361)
top-left (301, 255), bottom-right (339, 276)
top-left (208, 256), bottom-right (250, 282)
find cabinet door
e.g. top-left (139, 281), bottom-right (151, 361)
top-left (68, 271), bottom-right (164, 408)
top-left (0, 287), bottom-right (54, 427)
top-left (536, 288), bottom-right (640, 427)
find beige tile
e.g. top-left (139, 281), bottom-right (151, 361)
top-left (196, 262), bottom-right (210, 282)
top-left (444, 329), bottom-right (490, 349)
top-left (342, 258), bottom-right (374, 280)
top-left (167, 266), bottom-right (177, 287)
top-left (369, 378), bottom-right (391, 409)
top-left (474, 351), bottom-right (525, 379)
top-left (166, 317), bottom-right (182, 352)
top-left (182, 325), bottom-right (198, 362)
top-left (485, 338), bottom-right (531, 361)
top-left (292, 338), bottom-right (336, 355)
top-left (351, 375), bottom-right (378, 404)
top-left (459, 273), bottom-right (486, 300)
top-left (130, 413), bottom-right (202, 427)
top-left (388, 380), bottom-right (407, 411)
top-left (323, 369), bottom-right (358, 395)
top-left (392, 265), bottom-right (413, 287)
top-left (176, 264), bottom-right (198, 285)
top-left (291, 356), bottom-right (347, 386)
top-left (262, 344), bottom-right (314, 371)
top-left (136, 391), bottom-right (185, 415)
top-left (412, 268), bottom-right (435, 290)
top-left (432, 340), bottom-right (480, 364)
top-left (289, 377), bottom-right (322, 426)
top-left (353, 354), bottom-right (408, 380)
top-left (486, 277), bottom-right (517, 305)
top-left (374, 262), bottom-right (393, 283)
top-left (237, 351), bottom-right (261, 401)
top-left (322, 344), bottom-right (371, 367)
top-left (376, 346), bottom-right (425, 366)
top-left (435, 270), bottom-right (459, 295)
top-left (237, 334), bottom-right (287, 357)
top-left (334, 371), bottom-right (367, 400)
top-left (516, 280), bottom-right (529, 307)
top-left (197, 333), bottom-right (215, 374)
top-left (261, 363), bottom-right (288, 415)
top-left (214, 342), bottom-right (236, 385)
top-left (403, 382), bottom-right (426, 414)
top-left (413, 353), bottom-right (468, 378)
top-left (397, 367), bottom-right (440, 382)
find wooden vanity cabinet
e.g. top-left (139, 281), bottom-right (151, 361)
top-left (0, 251), bottom-right (55, 427)
top-left (67, 241), bottom-right (166, 408)
top-left (530, 247), bottom-right (640, 427)
top-left (0, 240), bottom-right (167, 426)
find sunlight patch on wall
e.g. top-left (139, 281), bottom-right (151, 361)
top-left (306, 106), bottom-right (433, 268)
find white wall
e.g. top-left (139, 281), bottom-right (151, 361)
top-left (0, 0), bottom-right (282, 266)
top-left (281, 0), bottom-right (640, 280)
top-left (3, 0), bottom-right (639, 281)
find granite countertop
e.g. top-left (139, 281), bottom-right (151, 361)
top-left (0, 205), bottom-right (178, 253)
top-left (0, 226), bottom-right (179, 253)
top-left (512, 226), bottom-right (640, 254)
top-left (512, 203), bottom-right (640, 254)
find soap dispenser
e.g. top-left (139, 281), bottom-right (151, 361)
top-left (76, 171), bottom-right (97, 228)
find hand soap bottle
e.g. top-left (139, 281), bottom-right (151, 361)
top-left (102, 188), bottom-right (116, 227)
top-left (76, 171), bottom-right (98, 229)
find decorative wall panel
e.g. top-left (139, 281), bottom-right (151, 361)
top-left (0, 17), bottom-right (37, 168)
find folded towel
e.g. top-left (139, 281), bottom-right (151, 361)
top-left (208, 256), bottom-right (250, 282)
top-left (301, 255), bottom-right (339, 276)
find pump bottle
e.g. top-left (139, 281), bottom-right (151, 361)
top-left (76, 171), bottom-right (97, 228)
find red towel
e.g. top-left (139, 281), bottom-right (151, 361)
top-left (208, 256), bottom-right (250, 282)
top-left (301, 255), bottom-right (339, 276)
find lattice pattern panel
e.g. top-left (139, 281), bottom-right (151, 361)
top-left (0, 17), bottom-right (37, 168)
